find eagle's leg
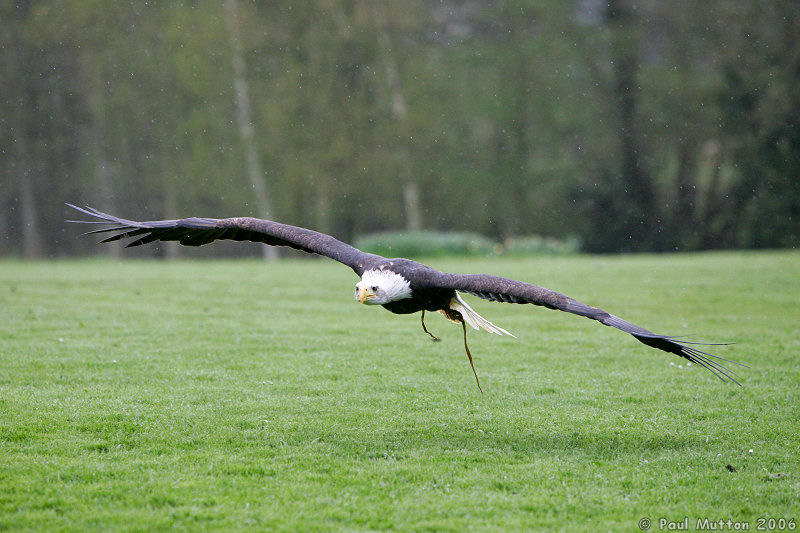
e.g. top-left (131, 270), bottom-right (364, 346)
top-left (420, 310), bottom-right (440, 341)
top-left (438, 306), bottom-right (483, 392)
top-left (460, 319), bottom-right (483, 393)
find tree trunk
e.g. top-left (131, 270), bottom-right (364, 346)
top-left (373, 4), bottom-right (422, 232)
top-left (673, 139), bottom-right (698, 248)
top-left (11, 41), bottom-right (44, 259)
top-left (224, 0), bottom-right (277, 260)
top-left (19, 161), bottom-right (44, 259)
top-left (163, 178), bottom-right (180, 259)
top-left (699, 139), bottom-right (725, 249)
top-left (0, 187), bottom-right (7, 256)
top-left (606, 0), bottom-right (658, 249)
top-left (80, 44), bottom-right (122, 258)
top-left (94, 148), bottom-right (122, 258)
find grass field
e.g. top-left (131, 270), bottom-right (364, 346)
top-left (1, 252), bottom-right (798, 531)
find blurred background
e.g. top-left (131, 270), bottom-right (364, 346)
top-left (2, 0), bottom-right (798, 259)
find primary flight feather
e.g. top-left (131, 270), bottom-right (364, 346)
top-left (68, 204), bottom-right (743, 389)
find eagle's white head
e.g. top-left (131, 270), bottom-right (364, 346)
top-left (355, 268), bottom-right (412, 305)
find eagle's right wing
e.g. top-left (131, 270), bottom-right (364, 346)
top-left (67, 204), bottom-right (381, 275)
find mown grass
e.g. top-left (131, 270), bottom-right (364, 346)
top-left (1, 252), bottom-right (798, 531)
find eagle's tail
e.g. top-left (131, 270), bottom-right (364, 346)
top-left (443, 293), bottom-right (516, 337)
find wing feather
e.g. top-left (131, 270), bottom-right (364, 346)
top-left (67, 204), bottom-right (380, 275)
top-left (427, 272), bottom-right (744, 384)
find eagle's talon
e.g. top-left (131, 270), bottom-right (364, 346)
top-left (421, 310), bottom-right (440, 341)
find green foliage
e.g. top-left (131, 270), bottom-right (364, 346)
top-left (354, 230), bottom-right (581, 258)
top-left (501, 234), bottom-right (582, 256)
top-left (1, 253), bottom-right (798, 530)
top-left (355, 230), bottom-right (498, 258)
top-left (2, 1), bottom-right (798, 256)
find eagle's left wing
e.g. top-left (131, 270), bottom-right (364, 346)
top-left (426, 271), bottom-right (743, 384)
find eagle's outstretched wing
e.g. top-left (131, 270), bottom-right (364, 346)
top-left (426, 271), bottom-right (743, 384)
top-left (67, 204), bottom-right (380, 275)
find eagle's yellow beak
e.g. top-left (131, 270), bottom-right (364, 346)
top-left (357, 286), bottom-right (376, 303)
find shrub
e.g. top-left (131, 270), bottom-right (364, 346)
top-left (354, 231), bottom-right (581, 258)
top-left (501, 234), bottom-right (582, 256)
top-left (354, 230), bottom-right (497, 258)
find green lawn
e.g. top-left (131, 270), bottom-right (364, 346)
top-left (1, 252), bottom-right (798, 531)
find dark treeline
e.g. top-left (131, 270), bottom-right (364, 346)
top-left (2, 0), bottom-right (798, 258)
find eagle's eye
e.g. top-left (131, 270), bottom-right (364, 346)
top-left (371, 286), bottom-right (378, 292)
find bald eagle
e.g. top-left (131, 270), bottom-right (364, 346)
top-left (68, 204), bottom-right (741, 389)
